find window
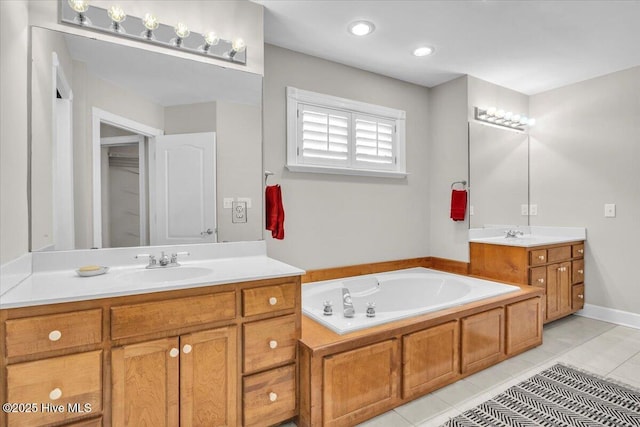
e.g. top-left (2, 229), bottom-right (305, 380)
top-left (286, 87), bottom-right (407, 178)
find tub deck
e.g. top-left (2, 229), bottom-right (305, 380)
top-left (298, 283), bottom-right (544, 427)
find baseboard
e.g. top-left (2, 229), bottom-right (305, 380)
top-left (576, 303), bottom-right (640, 330)
top-left (302, 257), bottom-right (431, 283)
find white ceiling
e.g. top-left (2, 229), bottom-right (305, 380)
top-left (257, 0), bottom-right (640, 95)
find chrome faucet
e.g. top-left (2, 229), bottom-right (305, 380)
top-left (135, 251), bottom-right (190, 269)
top-left (342, 288), bottom-right (355, 318)
top-left (505, 229), bottom-right (524, 238)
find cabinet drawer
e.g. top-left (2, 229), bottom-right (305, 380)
top-left (243, 364), bottom-right (296, 427)
top-left (243, 283), bottom-right (296, 317)
top-left (530, 249), bottom-right (547, 266)
top-left (547, 246), bottom-right (572, 263)
top-left (244, 315), bottom-right (298, 373)
top-left (573, 244), bottom-right (585, 258)
top-left (530, 267), bottom-right (547, 288)
top-left (572, 259), bottom-right (585, 285)
top-left (6, 351), bottom-right (103, 427)
top-left (5, 309), bottom-right (102, 358)
top-left (66, 417), bottom-right (103, 427)
top-left (572, 284), bottom-right (585, 310)
top-left (111, 292), bottom-right (236, 340)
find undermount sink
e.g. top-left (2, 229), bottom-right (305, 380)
top-left (118, 266), bottom-right (213, 284)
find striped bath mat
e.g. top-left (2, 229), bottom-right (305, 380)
top-left (443, 364), bottom-right (640, 426)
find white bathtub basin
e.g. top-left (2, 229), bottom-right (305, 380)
top-left (303, 267), bottom-right (519, 334)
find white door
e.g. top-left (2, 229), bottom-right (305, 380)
top-left (150, 132), bottom-right (217, 245)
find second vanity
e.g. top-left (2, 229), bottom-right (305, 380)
top-left (469, 226), bottom-right (586, 323)
top-left (0, 241), bottom-right (304, 427)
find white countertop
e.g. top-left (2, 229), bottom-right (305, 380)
top-left (0, 242), bottom-right (305, 309)
top-left (469, 226), bottom-right (586, 248)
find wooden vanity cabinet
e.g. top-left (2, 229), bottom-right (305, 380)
top-left (1, 275), bottom-right (301, 427)
top-left (470, 240), bottom-right (585, 323)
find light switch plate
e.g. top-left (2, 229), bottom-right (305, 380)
top-left (521, 204), bottom-right (528, 215)
top-left (469, 205), bottom-right (474, 216)
top-left (529, 204), bottom-right (538, 216)
top-left (604, 203), bottom-right (616, 217)
top-left (223, 198), bottom-right (234, 209)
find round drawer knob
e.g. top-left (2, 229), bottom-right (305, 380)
top-left (578, 249), bottom-right (584, 254)
top-left (269, 392), bottom-right (278, 402)
top-left (169, 348), bottom-right (179, 358)
top-left (537, 278), bottom-right (545, 284)
top-left (49, 388), bottom-right (62, 400)
top-left (269, 297), bottom-right (278, 306)
top-left (269, 340), bottom-right (278, 349)
top-left (578, 269), bottom-right (584, 274)
top-left (48, 330), bottom-right (62, 342)
top-left (578, 294), bottom-right (584, 299)
top-left (538, 255), bottom-right (545, 260)
top-left (183, 344), bottom-right (192, 354)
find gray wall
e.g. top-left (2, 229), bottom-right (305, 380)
top-left (530, 66), bottom-right (640, 315)
top-left (263, 44), bottom-right (430, 270)
top-left (0, 0), bottom-right (29, 263)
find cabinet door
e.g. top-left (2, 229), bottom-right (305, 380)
top-left (402, 321), bottom-right (459, 399)
top-left (461, 308), bottom-right (505, 374)
top-left (112, 337), bottom-right (179, 427)
top-left (323, 339), bottom-right (400, 427)
top-left (546, 262), bottom-right (571, 320)
top-left (180, 326), bottom-right (237, 427)
top-left (506, 298), bottom-right (543, 355)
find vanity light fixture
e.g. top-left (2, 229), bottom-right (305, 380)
top-left (68, 0), bottom-right (91, 26)
top-left (475, 106), bottom-right (535, 131)
top-left (59, 1), bottom-right (247, 64)
top-left (348, 20), bottom-right (375, 36)
top-left (413, 46), bottom-right (434, 57)
top-left (107, 5), bottom-right (126, 33)
top-left (141, 12), bottom-right (159, 40)
top-left (172, 22), bottom-right (190, 47)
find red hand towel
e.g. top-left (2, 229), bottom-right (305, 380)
top-left (450, 190), bottom-right (467, 221)
top-left (266, 185), bottom-right (285, 239)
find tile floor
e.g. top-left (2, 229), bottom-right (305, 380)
top-left (282, 314), bottom-right (640, 427)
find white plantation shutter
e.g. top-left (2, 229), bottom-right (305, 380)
top-left (287, 87), bottom-right (406, 178)
top-left (299, 105), bottom-right (349, 165)
top-left (354, 115), bottom-right (396, 168)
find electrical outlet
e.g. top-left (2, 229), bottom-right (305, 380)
top-left (232, 201), bottom-right (247, 223)
top-left (604, 203), bottom-right (616, 218)
top-left (529, 204), bottom-right (538, 216)
top-left (237, 197), bottom-right (252, 209)
top-left (521, 204), bottom-right (528, 215)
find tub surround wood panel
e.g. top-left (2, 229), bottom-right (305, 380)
top-left (1, 275), bottom-right (301, 427)
top-left (470, 240), bottom-right (585, 323)
top-left (298, 286), bottom-right (543, 426)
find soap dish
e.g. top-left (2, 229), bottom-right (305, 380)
top-left (76, 266), bottom-right (110, 277)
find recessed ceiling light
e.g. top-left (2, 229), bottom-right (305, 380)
top-left (413, 46), bottom-right (434, 57)
top-left (348, 20), bottom-right (375, 36)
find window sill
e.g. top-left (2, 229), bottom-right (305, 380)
top-left (285, 164), bottom-right (408, 179)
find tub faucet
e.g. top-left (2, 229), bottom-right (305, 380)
top-left (342, 288), bottom-right (355, 318)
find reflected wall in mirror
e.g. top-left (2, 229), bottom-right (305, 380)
top-left (30, 27), bottom-right (263, 251)
top-left (468, 122), bottom-right (529, 228)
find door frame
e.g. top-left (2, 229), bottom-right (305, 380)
top-left (91, 107), bottom-right (163, 248)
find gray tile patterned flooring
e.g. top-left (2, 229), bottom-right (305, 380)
top-left (280, 315), bottom-right (640, 427)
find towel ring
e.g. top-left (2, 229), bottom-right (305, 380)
top-left (264, 170), bottom-right (275, 185)
top-left (451, 180), bottom-right (467, 190)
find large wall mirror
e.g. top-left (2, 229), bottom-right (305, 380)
top-left (30, 27), bottom-right (263, 252)
top-left (468, 121), bottom-right (529, 228)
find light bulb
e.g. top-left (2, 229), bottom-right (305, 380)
top-left (504, 112), bottom-right (513, 121)
top-left (204, 31), bottom-right (219, 46)
top-left (68, 0), bottom-right (89, 13)
top-left (496, 109), bottom-right (505, 119)
top-left (487, 107), bottom-right (497, 117)
top-left (232, 38), bottom-right (246, 53)
top-left (528, 118), bottom-right (536, 127)
top-left (512, 114), bottom-right (521, 123)
top-left (142, 13), bottom-right (159, 31)
top-left (108, 5), bottom-right (126, 23)
top-left (174, 22), bottom-right (190, 39)
top-left (520, 116), bottom-right (528, 125)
